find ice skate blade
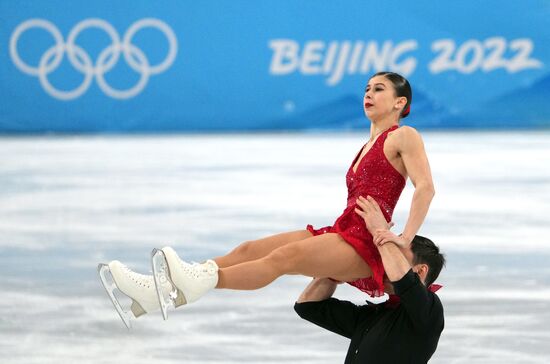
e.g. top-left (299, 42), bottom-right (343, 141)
top-left (97, 263), bottom-right (132, 330)
top-left (151, 248), bottom-right (182, 320)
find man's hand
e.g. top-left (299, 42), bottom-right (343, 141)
top-left (354, 195), bottom-right (391, 234)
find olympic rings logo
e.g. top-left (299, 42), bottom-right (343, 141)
top-left (9, 18), bottom-right (178, 100)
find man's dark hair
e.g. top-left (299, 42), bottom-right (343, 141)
top-left (410, 235), bottom-right (445, 286)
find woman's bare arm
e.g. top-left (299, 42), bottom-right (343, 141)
top-left (396, 127), bottom-right (435, 246)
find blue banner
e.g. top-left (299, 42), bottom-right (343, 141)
top-left (1, 1), bottom-right (549, 132)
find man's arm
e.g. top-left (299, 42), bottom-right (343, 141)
top-left (297, 277), bottom-right (338, 303)
top-left (355, 196), bottom-right (444, 333)
top-left (375, 238), bottom-right (412, 282)
top-left (391, 270), bottom-right (444, 333)
top-left (355, 196), bottom-right (411, 281)
top-left (295, 278), bottom-right (363, 339)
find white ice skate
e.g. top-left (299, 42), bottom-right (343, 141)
top-left (98, 260), bottom-right (184, 329)
top-left (151, 247), bottom-right (218, 320)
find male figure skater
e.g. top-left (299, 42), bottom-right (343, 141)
top-left (295, 196), bottom-right (445, 363)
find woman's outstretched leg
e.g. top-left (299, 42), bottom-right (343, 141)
top-left (216, 233), bottom-right (372, 290)
top-left (153, 233), bottom-right (371, 308)
top-left (213, 230), bottom-right (312, 268)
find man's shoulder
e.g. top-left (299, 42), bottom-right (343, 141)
top-left (421, 290), bottom-right (445, 330)
top-left (431, 291), bottom-right (445, 317)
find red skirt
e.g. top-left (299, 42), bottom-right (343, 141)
top-left (307, 221), bottom-right (385, 297)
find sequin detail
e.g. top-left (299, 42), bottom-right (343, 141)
top-left (307, 125), bottom-right (405, 297)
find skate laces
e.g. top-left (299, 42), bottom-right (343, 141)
top-left (178, 260), bottom-right (216, 279)
top-left (121, 264), bottom-right (153, 289)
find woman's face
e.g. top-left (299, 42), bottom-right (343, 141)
top-left (363, 75), bottom-right (401, 120)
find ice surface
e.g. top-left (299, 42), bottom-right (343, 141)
top-left (1, 131), bottom-right (549, 363)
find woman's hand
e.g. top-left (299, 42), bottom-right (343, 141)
top-left (373, 230), bottom-right (411, 249)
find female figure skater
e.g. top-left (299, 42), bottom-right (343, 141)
top-left (99, 72), bottom-right (435, 327)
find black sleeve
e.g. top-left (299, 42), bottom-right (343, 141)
top-left (392, 269), bottom-right (444, 334)
top-left (294, 298), bottom-right (365, 339)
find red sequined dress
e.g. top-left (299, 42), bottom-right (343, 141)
top-left (306, 125), bottom-right (406, 296)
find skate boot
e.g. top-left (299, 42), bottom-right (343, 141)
top-left (98, 260), bottom-right (184, 329)
top-left (151, 246), bottom-right (218, 320)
